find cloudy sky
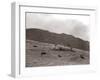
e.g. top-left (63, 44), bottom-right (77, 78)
top-left (26, 13), bottom-right (90, 41)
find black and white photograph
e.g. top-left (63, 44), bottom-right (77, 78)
top-left (25, 12), bottom-right (90, 67)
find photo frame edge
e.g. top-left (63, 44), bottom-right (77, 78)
top-left (11, 2), bottom-right (97, 78)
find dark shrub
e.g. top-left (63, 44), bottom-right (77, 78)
top-left (33, 45), bottom-right (38, 47)
top-left (58, 55), bottom-right (62, 58)
top-left (41, 52), bottom-right (47, 56)
top-left (80, 54), bottom-right (85, 59)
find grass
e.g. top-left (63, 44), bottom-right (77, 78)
top-left (26, 40), bottom-right (89, 67)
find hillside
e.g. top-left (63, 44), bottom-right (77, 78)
top-left (26, 28), bottom-right (89, 51)
top-left (26, 40), bottom-right (89, 67)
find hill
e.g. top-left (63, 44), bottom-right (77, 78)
top-left (26, 28), bottom-right (89, 51)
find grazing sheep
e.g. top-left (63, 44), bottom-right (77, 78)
top-left (53, 44), bottom-right (67, 51)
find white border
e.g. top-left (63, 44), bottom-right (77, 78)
top-left (11, 2), bottom-right (97, 78)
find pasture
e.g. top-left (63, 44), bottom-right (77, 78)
top-left (26, 40), bottom-right (89, 67)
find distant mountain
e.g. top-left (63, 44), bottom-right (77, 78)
top-left (26, 28), bottom-right (89, 51)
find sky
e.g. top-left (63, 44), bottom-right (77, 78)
top-left (26, 13), bottom-right (90, 41)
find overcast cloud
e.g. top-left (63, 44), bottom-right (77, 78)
top-left (26, 13), bottom-right (90, 41)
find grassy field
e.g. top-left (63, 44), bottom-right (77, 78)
top-left (26, 40), bottom-right (89, 67)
